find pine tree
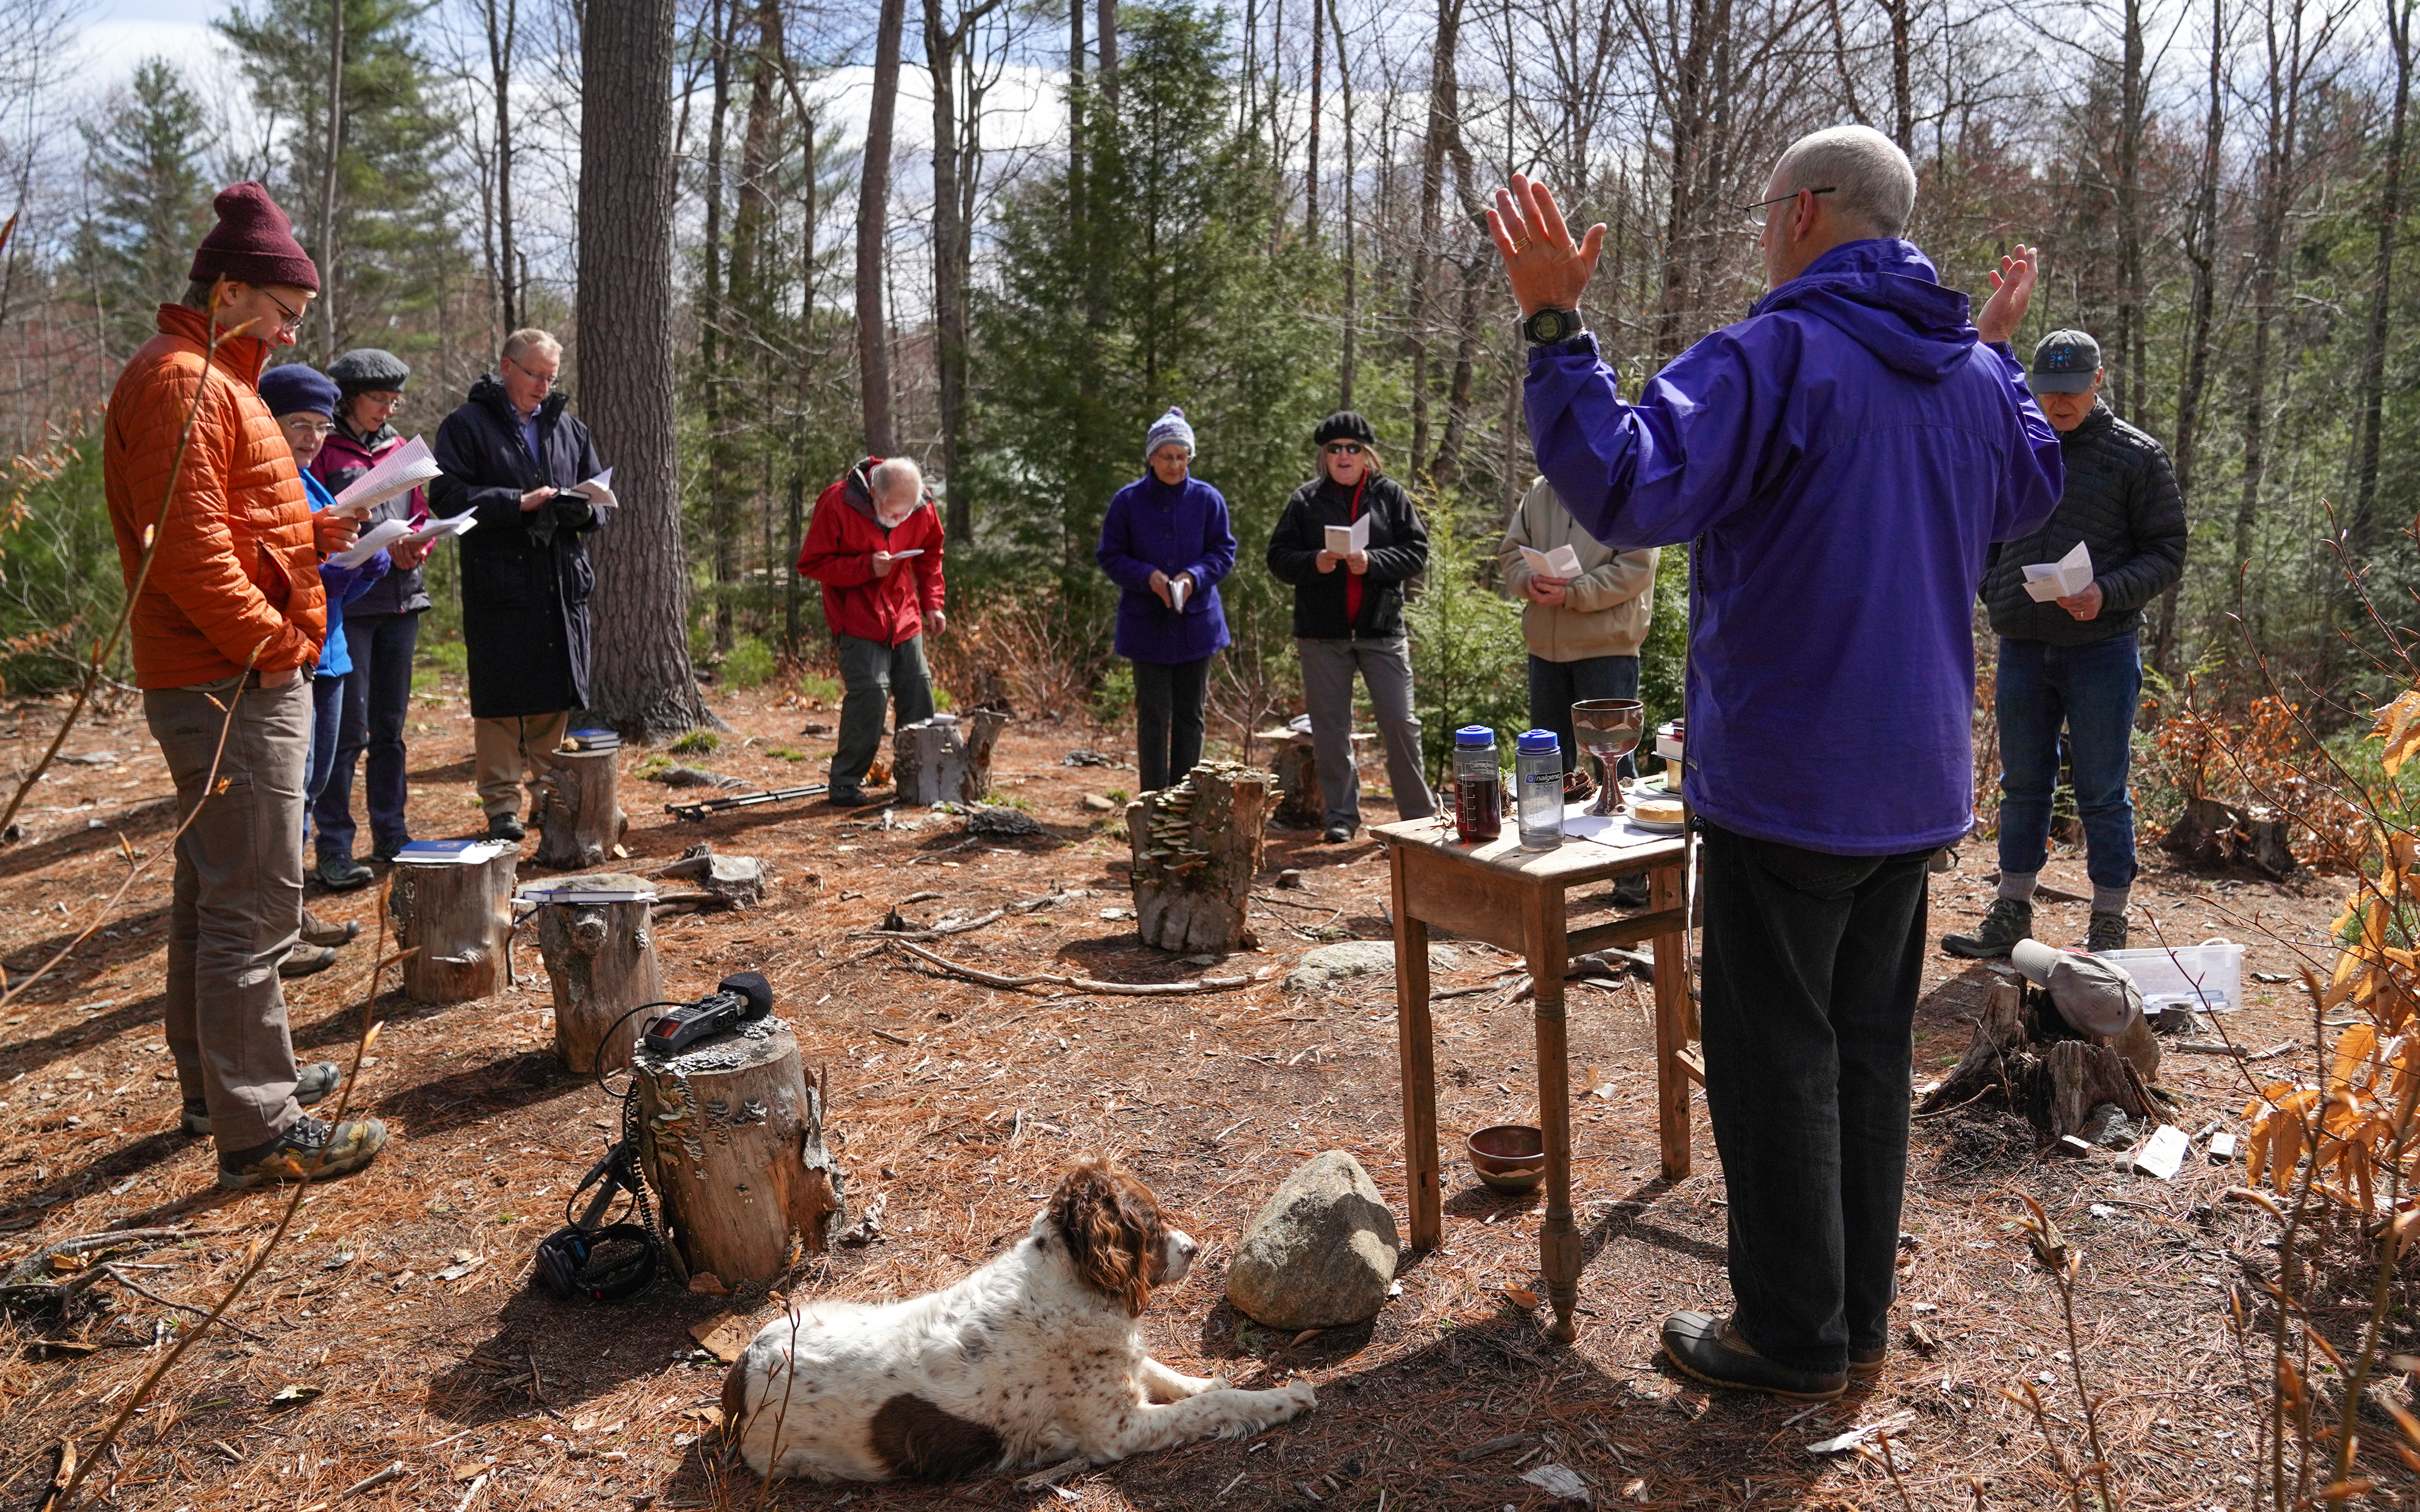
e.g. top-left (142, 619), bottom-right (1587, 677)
top-left (73, 59), bottom-right (217, 360)
top-left (215, 0), bottom-right (458, 361)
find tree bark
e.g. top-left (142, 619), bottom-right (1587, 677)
top-left (2116, 0), bottom-right (2147, 422)
top-left (533, 876), bottom-right (663, 1078)
top-left (533, 749), bottom-right (628, 870)
top-left (1096, 0), bottom-right (1117, 108)
top-left (1126, 761), bottom-right (1274, 954)
top-left (484, 0), bottom-right (519, 333)
top-left (928, 0), bottom-right (1003, 542)
top-left (635, 1022), bottom-right (846, 1284)
top-left (1885, 0), bottom-right (1912, 152)
top-left (700, 0), bottom-right (735, 657)
top-left (579, 0), bottom-right (702, 740)
top-left (2351, 0), bottom-right (2412, 564)
top-left (319, 0), bottom-right (344, 355)
top-left (1333, 0), bottom-right (1356, 406)
top-left (388, 850), bottom-right (518, 1005)
top-left (1306, 0), bottom-right (1324, 235)
top-left (2159, 0), bottom-right (2226, 676)
top-left (856, 0), bottom-right (908, 455)
top-left (1408, 0), bottom-right (1465, 474)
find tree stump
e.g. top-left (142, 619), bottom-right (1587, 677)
top-left (1921, 981), bottom-right (2160, 1138)
top-left (1264, 729), bottom-right (1322, 828)
top-left (2161, 795), bottom-right (2299, 877)
top-left (531, 872), bottom-right (662, 1077)
top-left (387, 847), bottom-right (518, 1004)
top-left (955, 709), bottom-right (1009, 801)
top-left (659, 847), bottom-right (767, 908)
top-left (533, 749), bottom-right (628, 870)
top-left (632, 1019), bottom-right (846, 1286)
top-left (1126, 760), bottom-right (1273, 953)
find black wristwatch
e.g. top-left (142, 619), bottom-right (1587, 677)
top-left (1522, 306), bottom-right (1584, 345)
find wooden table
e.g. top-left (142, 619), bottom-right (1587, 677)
top-left (1375, 814), bottom-right (1700, 1343)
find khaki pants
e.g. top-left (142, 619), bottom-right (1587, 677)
top-left (145, 673), bottom-right (309, 1151)
top-left (474, 713), bottom-right (569, 820)
top-left (1296, 635), bottom-right (1437, 827)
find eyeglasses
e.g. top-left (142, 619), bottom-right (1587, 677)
top-left (504, 355), bottom-right (559, 389)
top-left (1739, 186), bottom-right (1836, 215)
top-left (280, 416), bottom-right (334, 439)
top-left (261, 288), bottom-right (308, 332)
top-left (1324, 442), bottom-right (1364, 456)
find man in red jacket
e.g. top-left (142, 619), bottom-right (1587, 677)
top-left (797, 457), bottom-right (947, 805)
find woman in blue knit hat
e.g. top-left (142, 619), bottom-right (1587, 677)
top-left (1095, 407), bottom-right (1237, 791)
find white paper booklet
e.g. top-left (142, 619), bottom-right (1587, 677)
top-left (402, 514), bottom-right (476, 548)
top-left (1519, 543), bottom-right (1586, 579)
top-left (329, 436), bottom-right (439, 516)
top-left (884, 548), bottom-right (925, 559)
top-left (571, 469), bottom-right (618, 521)
top-left (331, 518), bottom-right (412, 568)
top-left (2022, 540), bottom-right (2094, 602)
top-left (1170, 576), bottom-right (1192, 611)
top-left (1323, 514), bottom-right (1372, 558)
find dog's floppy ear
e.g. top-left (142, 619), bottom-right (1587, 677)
top-left (1047, 1160), bottom-right (1165, 1316)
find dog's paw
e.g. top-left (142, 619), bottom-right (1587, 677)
top-left (1191, 1373), bottom-right (1233, 1397)
top-left (1275, 1379), bottom-right (1318, 1416)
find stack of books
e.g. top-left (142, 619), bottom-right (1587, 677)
top-left (564, 728), bottom-right (621, 752)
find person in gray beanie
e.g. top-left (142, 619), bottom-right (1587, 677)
top-left (308, 347), bottom-right (434, 885)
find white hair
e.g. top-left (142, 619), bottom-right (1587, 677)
top-left (869, 457), bottom-right (924, 505)
top-left (1770, 125), bottom-right (1918, 240)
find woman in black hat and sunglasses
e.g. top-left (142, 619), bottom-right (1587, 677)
top-left (1266, 412), bottom-right (1438, 842)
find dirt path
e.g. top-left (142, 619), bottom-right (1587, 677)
top-left (0, 669), bottom-right (2374, 1509)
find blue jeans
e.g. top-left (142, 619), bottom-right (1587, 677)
top-left (315, 611), bottom-right (421, 860)
top-left (1527, 653), bottom-right (1641, 778)
top-left (303, 671), bottom-right (346, 861)
top-left (1994, 633), bottom-right (2141, 890)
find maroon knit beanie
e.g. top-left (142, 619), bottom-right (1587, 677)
top-left (187, 181), bottom-right (320, 294)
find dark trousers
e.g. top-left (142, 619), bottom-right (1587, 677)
top-left (314, 611), bottom-right (420, 859)
top-left (1697, 819), bottom-right (1934, 1374)
top-left (1994, 632), bottom-right (2141, 890)
top-left (1527, 652), bottom-right (1641, 779)
top-left (1132, 655), bottom-right (1211, 792)
top-left (833, 632), bottom-right (934, 792)
top-left (304, 670), bottom-right (345, 860)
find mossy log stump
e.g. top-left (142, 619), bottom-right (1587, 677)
top-left (532, 873), bottom-right (662, 1077)
top-left (1919, 981), bottom-right (2163, 1138)
top-left (387, 849), bottom-right (517, 1004)
top-left (633, 1021), bottom-right (845, 1287)
top-left (1126, 760), bottom-right (1273, 954)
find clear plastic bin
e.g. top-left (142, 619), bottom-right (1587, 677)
top-left (2092, 938), bottom-right (2245, 1014)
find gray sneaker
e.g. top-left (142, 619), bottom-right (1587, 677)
top-left (217, 1115), bottom-right (387, 1190)
top-left (182, 1062), bottom-right (343, 1136)
top-left (1942, 897), bottom-right (2033, 959)
top-left (2087, 910), bottom-right (2129, 952)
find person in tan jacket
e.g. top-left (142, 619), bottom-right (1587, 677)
top-left (102, 181), bottom-right (387, 1193)
top-left (1499, 474), bottom-right (1659, 794)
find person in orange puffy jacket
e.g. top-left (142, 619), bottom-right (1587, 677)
top-left (100, 181), bottom-right (389, 1194)
top-left (795, 457), bottom-right (947, 805)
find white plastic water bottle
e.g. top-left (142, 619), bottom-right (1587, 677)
top-left (1515, 730), bottom-right (1564, 851)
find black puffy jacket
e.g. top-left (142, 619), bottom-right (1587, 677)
top-left (1266, 473), bottom-right (1428, 639)
top-left (430, 375), bottom-right (606, 718)
top-left (1983, 404), bottom-right (2185, 648)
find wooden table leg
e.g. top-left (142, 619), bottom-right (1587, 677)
top-left (1651, 856), bottom-right (1693, 1182)
top-left (1391, 845), bottom-right (1441, 1251)
top-left (1523, 884), bottom-right (1581, 1344)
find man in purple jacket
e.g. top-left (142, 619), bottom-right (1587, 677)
top-left (1491, 125), bottom-right (2063, 1400)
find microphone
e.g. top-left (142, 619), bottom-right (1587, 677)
top-left (641, 971), bottom-right (775, 1054)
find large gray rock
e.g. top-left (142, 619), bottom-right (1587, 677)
top-left (1282, 940), bottom-right (1459, 994)
top-left (1225, 1151), bottom-right (1400, 1330)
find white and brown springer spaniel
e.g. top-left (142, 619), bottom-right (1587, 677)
top-left (722, 1160), bottom-right (1316, 1482)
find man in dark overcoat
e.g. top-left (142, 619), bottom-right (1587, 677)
top-left (430, 328), bottom-right (607, 841)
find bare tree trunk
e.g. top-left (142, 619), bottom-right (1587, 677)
top-left (929, 0), bottom-right (1004, 542)
top-left (2234, 0), bottom-right (2308, 602)
top-left (320, 0), bottom-right (344, 355)
top-left (856, 0), bottom-right (908, 455)
top-left (2351, 0), bottom-right (2413, 562)
top-left (1068, 0), bottom-right (1087, 302)
top-left (786, 114), bottom-right (818, 655)
top-left (1306, 0), bottom-right (1323, 234)
top-left (1884, 0), bottom-right (1911, 152)
top-left (1097, 0), bottom-right (1118, 108)
top-left (1333, 0), bottom-right (1356, 406)
top-left (2158, 0), bottom-right (2226, 676)
top-left (1410, 0), bottom-right (1465, 474)
top-left (700, 0), bottom-right (734, 655)
top-left (2116, 0), bottom-right (2147, 421)
top-left (579, 0), bottom-right (703, 740)
top-left (485, 0), bottom-right (520, 333)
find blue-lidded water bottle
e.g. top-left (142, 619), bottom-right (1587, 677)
top-left (1515, 730), bottom-right (1565, 851)
top-left (1452, 726), bottom-right (1501, 843)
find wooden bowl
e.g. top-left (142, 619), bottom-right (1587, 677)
top-left (1466, 1124), bottom-right (1547, 1192)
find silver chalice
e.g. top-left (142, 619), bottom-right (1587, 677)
top-left (1570, 699), bottom-right (1645, 816)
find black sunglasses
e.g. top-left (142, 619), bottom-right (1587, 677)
top-left (1324, 442), bottom-right (1365, 455)
top-left (1739, 186), bottom-right (1837, 214)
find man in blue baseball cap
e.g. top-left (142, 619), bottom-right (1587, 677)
top-left (1943, 329), bottom-right (2185, 959)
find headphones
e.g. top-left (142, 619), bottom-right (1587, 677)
top-left (535, 1221), bottom-right (660, 1302)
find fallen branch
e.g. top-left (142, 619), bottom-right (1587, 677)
top-left (2173, 1039), bottom-right (2298, 1060)
top-left (848, 907), bottom-right (1007, 942)
top-left (95, 1265), bottom-right (266, 1341)
top-left (1016, 1456), bottom-right (1091, 1491)
top-left (891, 939), bottom-right (1261, 996)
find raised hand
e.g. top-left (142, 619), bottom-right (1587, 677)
top-left (1976, 244), bottom-right (2039, 347)
top-left (1487, 174), bottom-right (1607, 318)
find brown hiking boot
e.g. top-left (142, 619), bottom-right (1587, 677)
top-left (1941, 898), bottom-right (2032, 959)
top-left (217, 1115), bottom-right (387, 1190)
top-left (299, 909), bottom-right (358, 948)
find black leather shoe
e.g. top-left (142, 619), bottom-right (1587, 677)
top-left (1322, 823), bottom-right (1357, 844)
top-left (1850, 1343), bottom-right (1886, 1380)
top-left (825, 789), bottom-right (866, 808)
top-left (486, 813), bottom-right (527, 842)
top-left (313, 855), bottom-right (374, 892)
top-left (1660, 1311), bottom-right (1846, 1401)
top-left (182, 1062), bottom-right (342, 1136)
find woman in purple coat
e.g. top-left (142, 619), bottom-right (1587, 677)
top-left (1096, 408), bottom-right (1237, 792)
